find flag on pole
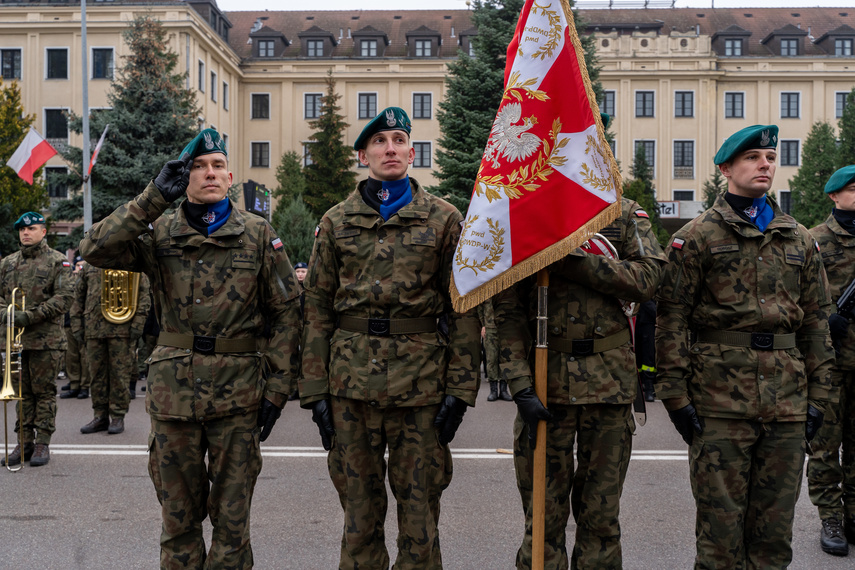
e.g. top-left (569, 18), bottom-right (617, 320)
top-left (6, 128), bottom-right (58, 185)
top-left (88, 123), bottom-right (110, 176)
top-left (450, 0), bottom-right (622, 313)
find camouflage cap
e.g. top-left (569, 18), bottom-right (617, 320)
top-left (825, 165), bottom-right (855, 194)
top-left (714, 124), bottom-right (779, 165)
top-left (13, 211), bottom-right (45, 229)
top-left (179, 128), bottom-right (228, 161)
top-left (600, 112), bottom-right (611, 130)
top-left (354, 107), bottom-right (412, 151)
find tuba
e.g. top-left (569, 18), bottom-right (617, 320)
top-left (100, 269), bottom-right (140, 325)
top-left (1, 288), bottom-right (25, 472)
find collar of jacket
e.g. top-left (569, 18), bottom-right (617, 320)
top-left (20, 239), bottom-right (49, 259)
top-left (826, 211), bottom-right (855, 242)
top-left (712, 192), bottom-right (797, 237)
top-left (344, 177), bottom-right (430, 227)
top-left (168, 198), bottom-right (246, 241)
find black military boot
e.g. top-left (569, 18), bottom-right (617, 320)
top-left (108, 418), bottom-right (125, 435)
top-left (845, 516), bottom-right (855, 545)
top-left (1, 442), bottom-right (34, 467)
top-left (29, 443), bottom-right (49, 467)
top-left (80, 416), bottom-right (109, 434)
top-left (820, 518), bottom-right (849, 556)
top-left (487, 381), bottom-right (499, 402)
top-left (499, 380), bottom-right (513, 401)
top-left (59, 387), bottom-right (80, 399)
top-left (77, 388), bottom-right (89, 399)
top-left (60, 382), bottom-right (70, 391)
top-left (129, 379), bottom-right (137, 400)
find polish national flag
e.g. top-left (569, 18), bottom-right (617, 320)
top-left (88, 124), bottom-right (110, 176)
top-left (450, 0), bottom-right (622, 312)
top-left (6, 128), bottom-right (58, 185)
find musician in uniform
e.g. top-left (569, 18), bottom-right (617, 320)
top-left (60, 253), bottom-right (91, 400)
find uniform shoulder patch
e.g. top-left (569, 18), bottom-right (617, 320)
top-left (671, 237), bottom-right (685, 250)
top-left (634, 209), bottom-right (649, 218)
top-left (271, 237), bottom-right (283, 250)
top-left (815, 240), bottom-right (821, 253)
top-left (314, 225), bottom-right (320, 238)
top-left (62, 261), bottom-right (70, 267)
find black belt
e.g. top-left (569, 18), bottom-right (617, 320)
top-left (547, 329), bottom-right (631, 356)
top-left (696, 330), bottom-right (796, 351)
top-left (338, 316), bottom-right (437, 337)
top-left (157, 332), bottom-right (260, 355)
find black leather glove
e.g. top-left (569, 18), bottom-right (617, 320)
top-left (311, 399), bottom-right (335, 451)
top-left (667, 404), bottom-right (703, 446)
top-left (513, 387), bottom-right (553, 450)
top-left (256, 398), bottom-right (282, 442)
top-left (805, 404), bottom-right (824, 443)
top-left (434, 395), bottom-right (468, 446)
top-left (13, 310), bottom-right (31, 328)
top-left (154, 157), bottom-right (191, 203)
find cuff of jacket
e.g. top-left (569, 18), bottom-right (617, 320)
top-left (298, 378), bottom-right (330, 409)
top-left (445, 387), bottom-right (477, 407)
top-left (263, 390), bottom-right (288, 409)
top-left (508, 376), bottom-right (533, 397)
top-left (662, 396), bottom-right (691, 412)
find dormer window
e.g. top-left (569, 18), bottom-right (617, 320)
top-left (258, 40), bottom-right (274, 57)
top-left (352, 26), bottom-right (390, 58)
top-left (761, 25), bottom-right (806, 57)
top-left (406, 26), bottom-right (441, 58)
top-left (415, 40), bottom-right (432, 57)
top-left (307, 39), bottom-right (324, 57)
top-left (711, 25), bottom-right (751, 57)
top-left (781, 38), bottom-right (798, 56)
top-left (361, 39), bottom-right (377, 57)
top-left (836, 38), bottom-right (853, 56)
top-left (725, 39), bottom-right (742, 56)
top-left (298, 26), bottom-right (337, 58)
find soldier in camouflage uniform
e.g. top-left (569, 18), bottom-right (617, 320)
top-left (807, 164), bottom-right (855, 556)
top-left (72, 261), bottom-right (151, 435)
top-left (0, 212), bottom-right (74, 467)
top-left (478, 299), bottom-right (510, 402)
top-left (493, 194), bottom-right (666, 569)
top-left (60, 254), bottom-right (91, 399)
top-left (79, 128), bottom-right (302, 569)
top-left (300, 107), bottom-right (481, 569)
top-left (655, 124), bottom-right (835, 568)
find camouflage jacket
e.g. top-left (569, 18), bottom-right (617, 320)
top-left (79, 182), bottom-right (302, 422)
top-left (300, 178), bottom-right (481, 408)
top-left (655, 193), bottom-right (835, 421)
top-left (811, 213), bottom-right (855, 371)
top-left (494, 198), bottom-right (666, 405)
top-left (0, 239), bottom-right (73, 350)
top-left (71, 261), bottom-right (152, 340)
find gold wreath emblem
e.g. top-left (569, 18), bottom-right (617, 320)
top-left (527, 1), bottom-right (563, 61)
top-left (580, 134), bottom-right (613, 193)
top-left (455, 216), bottom-right (506, 275)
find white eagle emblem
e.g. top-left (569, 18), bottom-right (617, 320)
top-left (760, 130), bottom-right (770, 147)
top-left (385, 109), bottom-right (396, 127)
top-left (203, 131), bottom-right (214, 150)
top-left (202, 211), bottom-right (217, 224)
top-left (483, 102), bottom-right (540, 169)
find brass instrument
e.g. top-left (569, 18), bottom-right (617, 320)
top-left (100, 269), bottom-right (140, 325)
top-left (1, 288), bottom-right (25, 472)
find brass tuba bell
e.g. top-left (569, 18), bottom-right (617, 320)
top-left (100, 269), bottom-right (140, 325)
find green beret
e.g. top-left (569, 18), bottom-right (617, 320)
top-left (179, 128), bottom-right (227, 161)
top-left (600, 112), bottom-right (611, 130)
top-left (714, 124), bottom-right (779, 165)
top-left (354, 107), bottom-right (412, 151)
top-left (14, 211), bottom-right (45, 230)
top-left (825, 165), bottom-right (855, 194)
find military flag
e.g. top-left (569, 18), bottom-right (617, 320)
top-left (450, 0), bottom-right (622, 313)
top-left (6, 127), bottom-right (57, 185)
top-left (87, 123), bottom-right (110, 176)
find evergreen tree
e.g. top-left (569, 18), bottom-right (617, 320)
top-left (271, 194), bottom-right (316, 266)
top-left (0, 79), bottom-right (50, 255)
top-left (52, 15), bottom-right (199, 251)
top-left (790, 121), bottom-right (837, 228)
top-left (623, 146), bottom-right (669, 246)
top-left (836, 86), bottom-right (855, 169)
top-left (701, 167), bottom-right (726, 210)
top-left (303, 69), bottom-right (356, 218)
top-left (273, 150), bottom-right (306, 205)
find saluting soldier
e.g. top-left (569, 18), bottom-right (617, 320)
top-left (0, 212), bottom-right (74, 467)
top-left (807, 164), bottom-right (855, 556)
top-left (300, 107), bottom-right (481, 569)
top-left (655, 124), bottom-right (835, 568)
top-left (79, 128), bottom-right (302, 568)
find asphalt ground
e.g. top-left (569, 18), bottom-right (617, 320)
top-left (0, 378), bottom-right (851, 569)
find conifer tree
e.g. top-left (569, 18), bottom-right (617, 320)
top-left (623, 146), bottom-right (669, 246)
top-left (271, 195), bottom-right (316, 266)
top-left (303, 69), bottom-right (356, 218)
top-left (790, 121), bottom-right (837, 228)
top-left (273, 150), bottom-right (306, 205)
top-left (702, 167), bottom-right (726, 210)
top-left (836, 86), bottom-right (855, 170)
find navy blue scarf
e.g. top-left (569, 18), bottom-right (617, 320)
top-left (183, 198), bottom-right (232, 236)
top-left (361, 177), bottom-right (413, 221)
top-left (725, 193), bottom-right (774, 232)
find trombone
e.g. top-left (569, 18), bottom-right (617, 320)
top-left (1, 288), bottom-right (25, 472)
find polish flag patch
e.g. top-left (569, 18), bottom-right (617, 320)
top-left (62, 261), bottom-right (71, 267)
top-left (671, 237), bottom-right (685, 250)
top-left (271, 237), bottom-right (283, 250)
top-left (634, 209), bottom-right (649, 218)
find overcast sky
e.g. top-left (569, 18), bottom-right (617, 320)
top-left (215, 1), bottom-right (855, 12)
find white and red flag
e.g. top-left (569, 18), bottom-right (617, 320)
top-left (88, 123), bottom-right (110, 176)
top-left (6, 127), bottom-right (57, 185)
top-left (451, 0), bottom-right (622, 312)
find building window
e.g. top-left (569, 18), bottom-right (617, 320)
top-left (223, 82), bottom-right (229, 110)
top-left (635, 91), bottom-right (655, 117)
top-left (600, 90), bottom-right (615, 117)
top-left (780, 140), bottom-right (799, 167)
top-left (303, 143), bottom-right (314, 167)
top-left (724, 38), bottom-right (742, 56)
top-left (258, 40), bottom-right (275, 58)
top-left (837, 92), bottom-right (849, 119)
top-left (210, 71), bottom-right (217, 102)
top-left (673, 190), bottom-right (694, 201)
top-left (675, 91), bottom-right (694, 118)
top-left (779, 190), bottom-right (792, 213)
top-left (413, 93), bottom-right (432, 119)
top-left (198, 61), bottom-right (205, 92)
top-left (635, 140), bottom-right (655, 170)
top-left (92, 48), bottom-right (114, 79)
top-left (46, 48), bottom-right (68, 80)
top-left (781, 92), bottom-right (799, 118)
top-left (251, 94), bottom-right (269, 119)
top-left (608, 139), bottom-right (616, 156)
top-left (673, 141), bottom-right (694, 179)
top-left (251, 142), bottom-right (269, 167)
top-left (781, 38), bottom-right (798, 56)
top-left (361, 39), bottom-right (377, 57)
top-left (835, 38), bottom-right (853, 56)
top-left (725, 92), bottom-right (744, 118)
top-left (1, 48), bottom-right (21, 80)
top-left (45, 108), bottom-right (68, 142)
top-left (415, 39), bottom-right (432, 57)
top-left (45, 166), bottom-right (68, 199)
top-left (413, 142), bottom-right (431, 168)
top-left (305, 93), bottom-right (322, 119)
top-left (358, 93), bottom-right (377, 120)
top-left (307, 39), bottom-right (324, 57)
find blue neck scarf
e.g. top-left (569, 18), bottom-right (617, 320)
top-left (745, 197), bottom-right (774, 232)
top-left (184, 197), bottom-right (232, 236)
top-left (364, 177), bottom-right (412, 221)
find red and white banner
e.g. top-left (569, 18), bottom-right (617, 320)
top-left (88, 123), bottom-right (110, 176)
top-left (7, 128), bottom-right (57, 185)
top-left (450, 0), bottom-right (622, 312)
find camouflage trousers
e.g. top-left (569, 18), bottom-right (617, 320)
top-left (11, 349), bottom-right (61, 445)
top-left (148, 412), bottom-right (262, 570)
top-left (690, 417), bottom-right (805, 569)
top-left (484, 326), bottom-right (500, 382)
top-left (86, 337), bottom-right (133, 419)
top-left (808, 369), bottom-right (855, 521)
top-left (64, 328), bottom-right (90, 390)
top-left (327, 396), bottom-right (452, 570)
top-left (514, 403), bottom-right (634, 570)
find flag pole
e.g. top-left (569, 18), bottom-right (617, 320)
top-left (81, 0), bottom-right (92, 231)
top-left (532, 268), bottom-right (549, 569)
